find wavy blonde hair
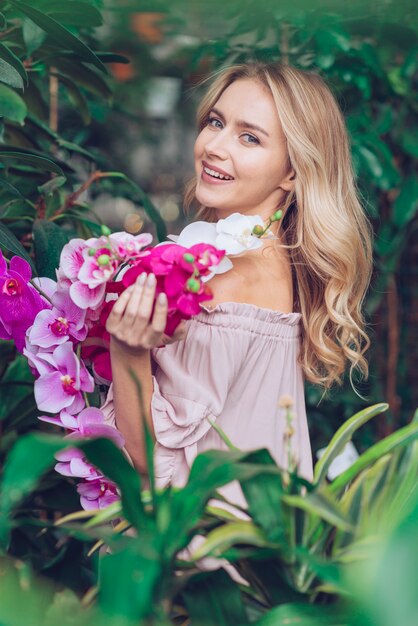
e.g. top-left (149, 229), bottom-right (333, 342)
top-left (184, 62), bottom-right (373, 390)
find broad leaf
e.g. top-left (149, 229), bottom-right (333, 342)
top-left (0, 221), bottom-right (36, 272)
top-left (182, 569), bottom-right (248, 626)
top-left (0, 83), bottom-right (27, 124)
top-left (9, 1), bottom-right (107, 75)
top-left (0, 148), bottom-right (64, 175)
top-left (0, 42), bottom-right (28, 86)
top-left (32, 219), bottom-right (69, 279)
top-left (314, 403), bottom-right (389, 485)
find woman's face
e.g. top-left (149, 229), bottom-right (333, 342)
top-left (194, 78), bottom-right (294, 220)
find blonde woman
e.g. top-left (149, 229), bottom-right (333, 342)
top-left (102, 62), bottom-right (373, 505)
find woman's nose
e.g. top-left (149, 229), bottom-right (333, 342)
top-left (204, 131), bottom-right (229, 160)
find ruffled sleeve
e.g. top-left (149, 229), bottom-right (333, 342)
top-left (150, 316), bottom-right (242, 449)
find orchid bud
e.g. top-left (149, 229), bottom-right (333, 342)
top-left (271, 209), bottom-right (283, 222)
top-left (186, 277), bottom-right (200, 293)
top-left (88, 247), bottom-right (96, 256)
top-left (183, 252), bottom-right (195, 263)
top-left (252, 225), bottom-right (264, 236)
top-left (97, 254), bottom-right (111, 266)
top-left (101, 225), bottom-right (111, 236)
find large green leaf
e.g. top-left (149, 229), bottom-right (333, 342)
top-left (182, 569), bottom-right (248, 626)
top-left (253, 601), bottom-right (349, 625)
top-left (32, 219), bottom-right (69, 279)
top-left (330, 421), bottom-right (418, 494)
top-left (0, 433), bottom-right (147, 548)
top-left (314, 403), bottom-right (389, 485)
top-left (44, 2), bottom-right (103, 27)
top-left (0, 42), bottom-right (28, 87)
top-left (0, 83), bottom-right (27, 124)
top-left (283, 491), bottom-right (354, 533)
top-left (0, 58), bottom-right (23, 90)
top-left (239, 448), bottom-right (286, 544)
top-left (52, 60), bottom-right (112, 100)
top-left (9, 1), bottom-right (107, 75)
top-left (0, 221), bottom-right (36, 273)
top-left (98, 533), bottom-right (163, 622)
top-left (0, 148), bottom-right (64, 175)
top-left (191, 520), bottom-right (268, 560)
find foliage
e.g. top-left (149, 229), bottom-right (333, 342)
top-left (0, 395), bottom-right (417, 625)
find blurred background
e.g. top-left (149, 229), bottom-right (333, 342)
top-left (82, 0), bottom-right (418, 452)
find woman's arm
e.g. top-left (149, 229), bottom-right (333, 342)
top-left (105, 272), bottom-right (169, 474)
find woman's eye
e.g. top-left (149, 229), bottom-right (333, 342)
top-left (207, 117), bottom-right (223, 129)
top-left (242, 133), bottom-right (259, 145)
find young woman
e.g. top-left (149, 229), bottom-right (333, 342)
top-left (101, 62), bottom-right (373, 506)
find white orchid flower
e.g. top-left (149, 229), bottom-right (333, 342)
top-left (215, 213), bottom-right (265, 255)
top-left (166, 213), bottom-right (270, 282)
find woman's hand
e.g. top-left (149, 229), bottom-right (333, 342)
top-left (106, 272), bottom-right (187, 353)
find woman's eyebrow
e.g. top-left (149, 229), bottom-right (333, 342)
top-left (210, 107), bottom-right (270, 137)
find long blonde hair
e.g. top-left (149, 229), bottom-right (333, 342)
top-left (184, 63), bottom-right (373, 390)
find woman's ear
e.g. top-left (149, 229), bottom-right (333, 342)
top-left (279, 169), bottom-right (296, 192)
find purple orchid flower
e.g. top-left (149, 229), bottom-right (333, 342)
top-left (33, 342), bottom-right (94, 414)
top-left (77, 478), bottom-right (119, 510)
top-left (0, 251), bottom-right (50, 351)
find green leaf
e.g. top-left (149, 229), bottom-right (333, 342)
top-left (37, 176), bottom-right (66, 195)
top-left (44, 2), bottom-right (103, 27)
top-left (52, 61), bottom-right (111, 100)
top-left (57, 74), bottom-right (91, 124)
top-left (253, 602), bottom-right (348, 625)
top-left (0, 148), bottom-right (64, 175)
top-left (239, 448), bottom-right (286, 544)
top-left (98, 534), bottom-right (162, 621)
top-left (32, 219), bottom-right (69, 279)
top-left (0, 221), bottom-right (36, 272)
top-left (0, 58), bottom-right (24, 90)
top-left (330, 421), bottom-right (418, 494)
top-left (0, 42), bottom-right (28, 87)
top-left (282, 491), bottom-right (354, 533)
top-left (0, 83), bottom-right (27, 124)
top-left (22, 16), bottom-right (46, 56)
top-left (392, 176), bottom-right (418, 228)
top-left (314, 403), bottom-right (389, 485)
top-left (182, 569), bottom-right (248, 626)
top-left (9, 1), bottom-right (107, 75)
top-left (0, 433), bottom-right (147, 548)
top-left (191, 521), bottom-right (268, 560)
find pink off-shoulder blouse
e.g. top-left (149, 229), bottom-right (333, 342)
top-left (101, 301), bottom-right (313, 508)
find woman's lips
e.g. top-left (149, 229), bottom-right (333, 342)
top-left (201, 167), bottom-right (235, 185)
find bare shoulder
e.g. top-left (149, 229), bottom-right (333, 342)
top-left (203, 253), bottom-right (294, 313)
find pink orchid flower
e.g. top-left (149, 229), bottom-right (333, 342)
top-left (34, 342), bottom-right (94, 414)
top-left (28, 289), bottom-right (87, 348)
top-left (77, 478), bottom-right (120, 510)
top-left (108, 231), bottom-right (152, 259)
top-left (55, 448), bottom-right (103, 481)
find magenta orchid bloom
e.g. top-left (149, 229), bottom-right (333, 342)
top-left (77, 478), bottom-right (120, 510)
top-left (0, 252), bottom-right (50, 351)
top-left (65, 406), bottom-right (125, 448)
top-left (34, 342), bottom-right (94, 414)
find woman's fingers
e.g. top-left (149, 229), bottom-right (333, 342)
top-left (106, 284), bottom-right (134, 329)
top-left (151, 292), bottom-right (168, 334)
top-left (124, 272), bottom-right (147, 327)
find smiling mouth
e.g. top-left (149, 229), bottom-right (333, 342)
top-left (202, 164), bottom-right (234, 181)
